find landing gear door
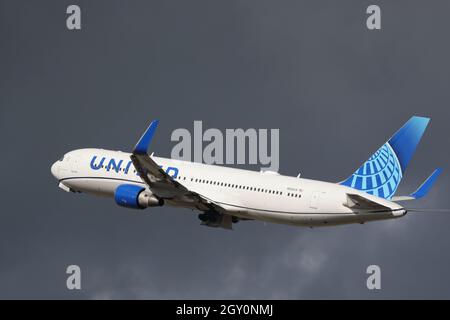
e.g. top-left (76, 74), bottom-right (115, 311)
top-left (310, 191), bottom-right (320, 209)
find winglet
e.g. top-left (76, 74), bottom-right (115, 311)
top-left (133, 120), bottom-right (159, 155)
top-left (411, 168), bottom-right (442, 199)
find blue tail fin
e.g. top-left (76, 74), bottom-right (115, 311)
top-left (340, 116), bottom-right (430, 199)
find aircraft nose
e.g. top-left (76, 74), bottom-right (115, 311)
top-left (51, 161), bottom-right (60, 179)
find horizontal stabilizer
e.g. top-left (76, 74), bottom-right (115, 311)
top-left (392, 168), bottom-right (442, 201)
top-left (345, 193), bottom-right (390, 212)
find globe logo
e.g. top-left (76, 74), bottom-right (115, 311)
top-left (341, 143), bottom-right (402, 199)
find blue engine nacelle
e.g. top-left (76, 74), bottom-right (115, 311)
top-left (114, 184), bottom-right (163, 209)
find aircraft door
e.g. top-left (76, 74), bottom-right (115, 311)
top-left (310, 191), bottom-right (320, 209)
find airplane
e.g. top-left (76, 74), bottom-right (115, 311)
top-left (51, 116), bottom-right (441, 230)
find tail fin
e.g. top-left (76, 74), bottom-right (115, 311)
top-left (340, 116), bottom-right (430, 199)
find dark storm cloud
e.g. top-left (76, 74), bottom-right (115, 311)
top-left (1, 0), bottom-right (450, 299)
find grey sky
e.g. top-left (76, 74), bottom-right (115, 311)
top-left (1, 1), bottom-right (449, 299)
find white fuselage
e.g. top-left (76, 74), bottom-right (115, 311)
top-left (51, 149), bottom-right (406, 227)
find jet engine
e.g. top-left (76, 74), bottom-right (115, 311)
top-left (114, 184), bottom-right (163, 209)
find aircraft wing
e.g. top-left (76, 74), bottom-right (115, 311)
top-left (344, 193), bottom-right (391, 212)
top-left (130, 120), bottom-right (229, 216)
